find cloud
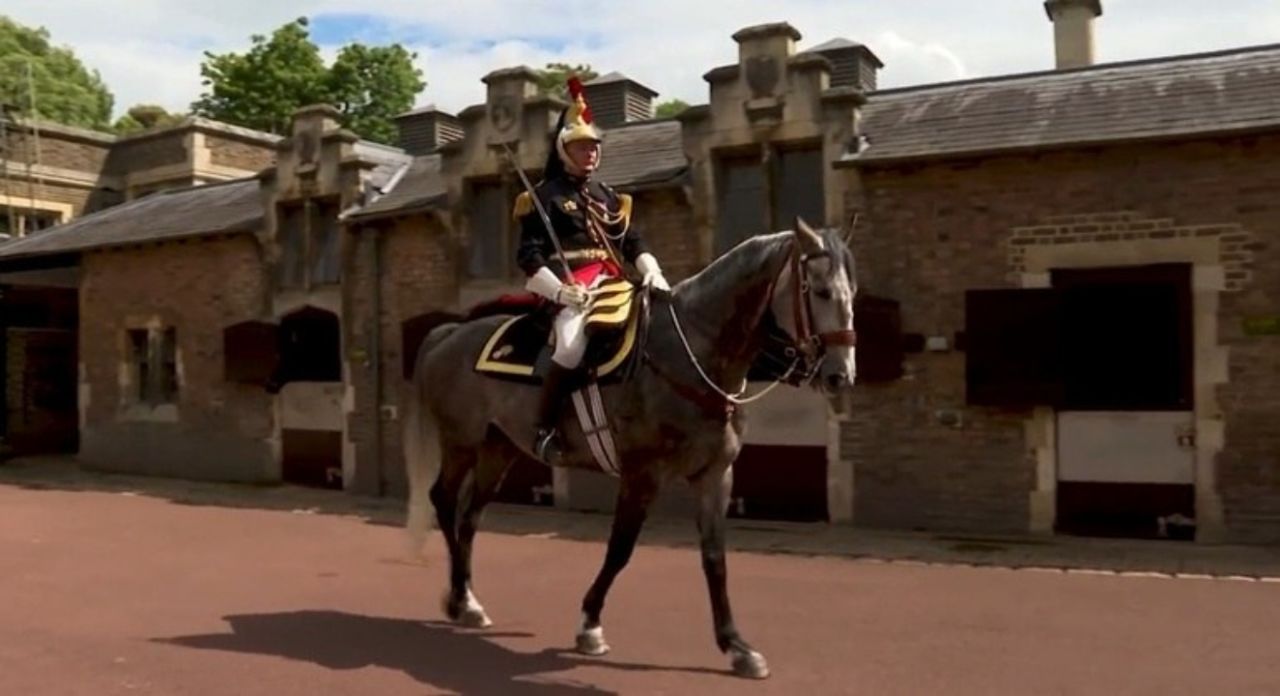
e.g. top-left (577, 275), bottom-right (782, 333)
top-left (4, 0), bottom-right (1279, 120)
top-left (873, 31), bottom-right (969, 86)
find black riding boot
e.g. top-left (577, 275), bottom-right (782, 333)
top-left (533, 363), bottom-right (576, 462)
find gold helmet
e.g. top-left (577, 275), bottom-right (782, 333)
top-left (556, 76), bottom-right (603, 166)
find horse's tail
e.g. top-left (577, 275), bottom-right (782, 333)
top-left (404, 320), bottom-right (461, 559)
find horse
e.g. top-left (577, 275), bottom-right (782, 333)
top-left (402, 218), bottom-right (857, 679)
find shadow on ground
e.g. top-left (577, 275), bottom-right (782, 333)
top-left (154, 610), bottom-right (723, 695)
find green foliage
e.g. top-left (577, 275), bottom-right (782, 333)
top-left (113, 104), bottom-right (185, 134)
top-left (0, 15), bottom-right (114, 129)
top-left (326, 43), bottom-right (424, 145)
top-left (191, 18), bottom-right (329, 136)
top-left (534, 62), bottom-right (598, 97)
top-left (654, 99), bottom-right (689, 119)
top-left (191, 17), bottom-right (424, 144)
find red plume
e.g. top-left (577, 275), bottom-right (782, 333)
top-left (566, 75), bottom-right (594, 124)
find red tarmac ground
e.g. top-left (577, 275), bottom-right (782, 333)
top-left (3, 481), bottom-right (1280, 695)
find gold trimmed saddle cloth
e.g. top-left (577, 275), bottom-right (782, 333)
top-left (474, 280), bottom-right (639, 384)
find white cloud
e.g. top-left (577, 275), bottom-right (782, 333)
top-left (4, 1), bottom-right (1279, 120)
top-left (874, 31), bottom-right (969, 86)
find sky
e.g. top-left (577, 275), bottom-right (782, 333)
top-left (5, 0), bottom-right (1280, 121)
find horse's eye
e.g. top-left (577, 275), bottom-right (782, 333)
top-left (815, 288), bottom-right (833, 301)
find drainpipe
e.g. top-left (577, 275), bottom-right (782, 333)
top-left (343, 163), bottom-right (410, 498)
top-left (371, 223), bottom-right (385, 496)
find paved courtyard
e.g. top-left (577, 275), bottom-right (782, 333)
top-left (2, 459), bottom-right (1279, 695)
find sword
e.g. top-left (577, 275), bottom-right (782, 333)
top-left (500, 143), bottom-right (573, 281)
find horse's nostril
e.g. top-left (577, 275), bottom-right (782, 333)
top-left (826, 373), bottom-right (846, 389)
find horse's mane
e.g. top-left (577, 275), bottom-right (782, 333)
top-left (675, 232), bottom-right (792, 298)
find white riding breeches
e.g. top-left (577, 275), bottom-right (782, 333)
top-left (549, 269), bottom-right (619, 368)
top-left (551, 305), bottom-right (589, 368)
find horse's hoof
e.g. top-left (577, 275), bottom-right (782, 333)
top-left (575, 626), bottom-right (611, 656)
top-left (731, 649), bottom-right (770, 679)
top-left (458, 607), bottom-right (493, 628)
top-left (441, 590), bottom-right (492, 628)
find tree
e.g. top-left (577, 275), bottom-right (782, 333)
top-left (191, 18), bottom-right (329, 136)
top-left (654, 99), bottom-right (690, 119)
top-left (0, 15), bottom-right (113, 129)
top-left (113, 104), bottom-right (185, 134)
top-left (326, 43), bottom-right (425, 145)
top-left (534, 63), bottom-right (598, 97)
top-left (192, 17), bottom-right (424, 145)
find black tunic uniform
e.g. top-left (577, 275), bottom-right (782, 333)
top-left (513, 173), bottom-right (648, 278)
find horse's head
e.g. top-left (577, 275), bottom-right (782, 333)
top-left (767, 217), bottom-right (858, 395)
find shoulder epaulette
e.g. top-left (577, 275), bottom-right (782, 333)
top-left (617, 193), bottom-right (633, 227)
top-left (512, 191), bottom-right (534, 221)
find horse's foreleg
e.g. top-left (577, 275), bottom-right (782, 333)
top-left (695, 465), bottom-right (769, 679)
top-left (575, 473), bottom-right (659, 656)
top-left (445, 443), bottom-right (513, 628)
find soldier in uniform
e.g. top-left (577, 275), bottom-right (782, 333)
top-left (513, 77), bottom-right (671, 461)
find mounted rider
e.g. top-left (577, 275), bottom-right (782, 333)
top-left (513, 76), bottom-right (672, 462)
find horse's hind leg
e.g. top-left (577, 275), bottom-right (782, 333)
top-left (576, 472), bottom-right (659, 656)
top-left (695, 464), bottom-right (769, 679)
top-left (430, 447), bottom-right (489, 627)
top-left (443, 440), bottom-right (515, 628)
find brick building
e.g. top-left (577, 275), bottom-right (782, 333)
top-left (0, 3), bottom-right (1277, 542)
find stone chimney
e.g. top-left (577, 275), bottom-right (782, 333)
top-left (480, 66), bottom-right (541, 145)
top-left (582, 73), bottom-right (658, 126)
top-left (393, 106), bottom-right (463, 155)
top-left (1044, 0), bottom-right (1102, 69)
top-left (808, 38), bottom-right (884, 91)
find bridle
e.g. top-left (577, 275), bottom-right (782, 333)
top-left (753, 241), bottom-right (857, 386)
top-left (654, 236), bottom-right (857, 414)
top-left (788, 243), bottom-right (857, 364)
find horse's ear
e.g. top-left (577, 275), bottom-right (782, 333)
top-left (794, 216), bottom-right (824, 255)
top-left (842, 211), bottom-right (860, 246)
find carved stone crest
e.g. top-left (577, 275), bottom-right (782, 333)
top-left (297, 130), bottom-right (318, 165)
top-left (745, 55), bottom-right (780, 98)
top-left (489, 94), bottom-right (520, 136)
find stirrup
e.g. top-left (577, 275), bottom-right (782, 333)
top-left (534, 428), bottom-right (561, 462)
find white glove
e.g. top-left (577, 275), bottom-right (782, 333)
top-left (525, 266), bottom-right (565, 301)
top-left (556, 283), bottom-right (590, 309)
top-left (636, 253), bottom-right (671, 292)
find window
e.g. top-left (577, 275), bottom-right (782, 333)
top-left (715, 154), bottom-right (766, 254)
top-left (310, 199), bottom-right (342, 285)
top-left (0, 206), bottom-right (62, 238)
top-left (277, 308), bottom-right (341, 383)
top-left (276, 198), bottom-right (342, 289)
top-left (128, 327), bottom-right (179, 406)
top-left (714, 143), bottom-right (828, 257)
top-left (467, 180), bottom-right (510, 280)
top-left (772, 146), bottom-right (825, 231)
top-left (277, 204), bottom-right (307, 288)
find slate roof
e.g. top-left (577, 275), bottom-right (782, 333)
top-left (586, 71), bottom-right (659, 96)
top-left (349, 119), bottom-right (687, 222)
top-left (595, 119), bottom-right (686, 189)
top-left (843, 43), bottom-right (1280, 166)
top-left (0, 178), bottom-right (262, 261)
top-left (346, 154), bottom-right (446, 223)
top-left (354, 140), bottom-right (415, 190)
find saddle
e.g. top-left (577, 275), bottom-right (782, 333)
top-left (473, 278), bottom-right (642, 385)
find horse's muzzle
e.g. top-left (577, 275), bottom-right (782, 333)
top-left (823, 371), bottom-right (856, 393)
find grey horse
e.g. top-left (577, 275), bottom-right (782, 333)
top-left (403, 218), bottom-right (857, 679)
